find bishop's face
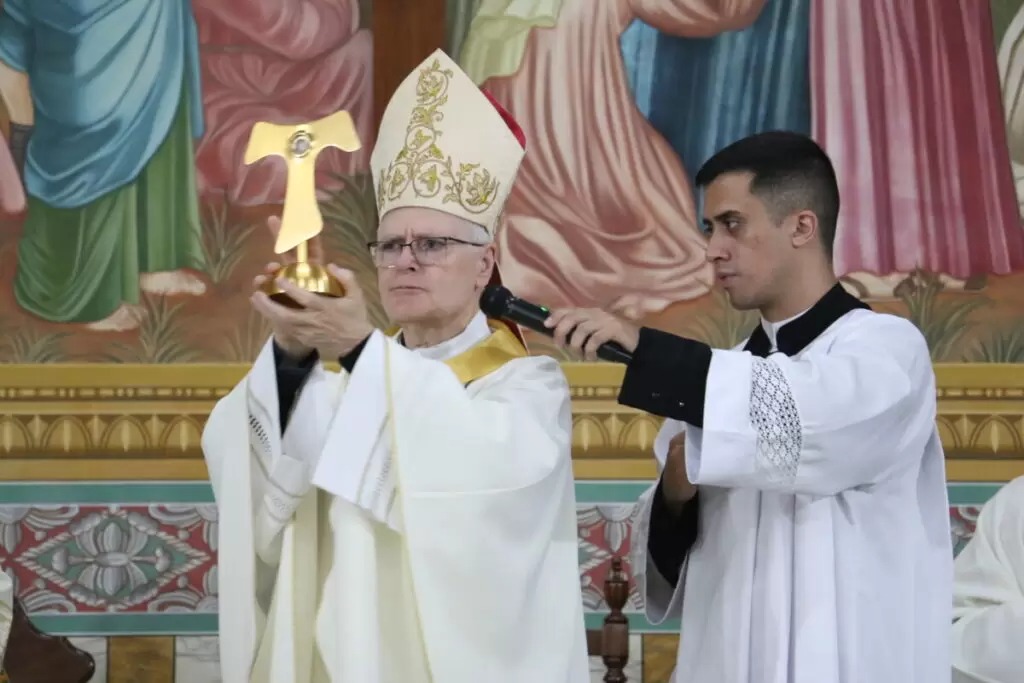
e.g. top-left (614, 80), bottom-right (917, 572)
top-left (374, 207), bottom-right (495, 327)
top-left (701, 172), bottom-right (796, 314)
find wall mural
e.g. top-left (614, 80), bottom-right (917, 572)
top-left (0, 3), bottom-right (1019, 362)
top-left (0, 0), bottom-right (377, 364)
top-left (449, 0), bottom-right (1024, 363)
top-left (0, 0), bottom-right (1022, 680)
top-left (0, 0), bottom-right (1023, 362)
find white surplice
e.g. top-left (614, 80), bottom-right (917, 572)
top-left (202, 312), bottom-right (589, 683)
top-left (630, 309), bottom-right (953, 683)
top-left (951, 475), bottom-right (1024, 683)
top-left (0, 566), bottom-right (12, 661)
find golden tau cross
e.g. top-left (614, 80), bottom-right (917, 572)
top-left (244, 110), bottom-right (362, 260)
top-left (243, 110), bottom-right (362, 306)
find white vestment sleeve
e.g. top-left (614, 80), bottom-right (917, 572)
top-left (202, 380), bottom-right (260, 683)
top-left (691, 314), bottom-right (936, 495)
top-left (310, 331), bottom-right (395, 525)
top-left (630, 419), bottom-right (690, 624)
top-left (244, 341), bottom-right (336, 561)
top-left (202, 340), bottom-right (342, 683)
top-left (951, 476), bottom-right (1024, 683)
top-left (312, 330), bottom-right (587, 682)
top-left (311, 330), bottom-right (570, 519)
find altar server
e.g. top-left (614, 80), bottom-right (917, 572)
top-left (548, 131), bottom-right (953, 683)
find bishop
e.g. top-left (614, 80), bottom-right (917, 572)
top-left (203, 49), bottom-right (589, 682)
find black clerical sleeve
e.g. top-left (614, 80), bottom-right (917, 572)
top-left (618, 327), bottom-right (711, 427)
top-left (647, 481), bottom-right (700, 587)
top-left (338, 334), bottom-right (370, 373)
top-left (272, 342), bottom-right (317, 432)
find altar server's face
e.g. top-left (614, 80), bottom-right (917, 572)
top-left (702, 172), bottom-right (800, 312)
top-left (375, 207), bottom-right (495, 326)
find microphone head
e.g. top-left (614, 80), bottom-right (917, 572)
top-left (480, 285), bottom-right (513, 317)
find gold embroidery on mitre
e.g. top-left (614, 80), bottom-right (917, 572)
top-left (376, 58), bottom-right (500, 216)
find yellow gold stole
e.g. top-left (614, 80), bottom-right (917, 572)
top-left (386, 318), bottom-right (528, 385)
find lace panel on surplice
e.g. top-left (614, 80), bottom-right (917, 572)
top-left (750, 358), bottom-right (802, 480)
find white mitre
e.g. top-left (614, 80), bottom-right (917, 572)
top-left (370, 48), bottom-right (527, 236)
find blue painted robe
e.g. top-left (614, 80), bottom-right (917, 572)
top-left (620, 0), bottom-right (811, 205)
top-left (0, 0), bottom-right (208, 324)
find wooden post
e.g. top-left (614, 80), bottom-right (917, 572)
top-left (372, 0), bottom-right (448, 128)
top-left (601, 557), bottom-right (631, 683)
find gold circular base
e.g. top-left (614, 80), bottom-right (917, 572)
top-left (260, 262), bottom-right (345, 309)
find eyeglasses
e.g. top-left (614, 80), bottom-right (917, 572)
top-left (367, 236), bottom-right (487, 267)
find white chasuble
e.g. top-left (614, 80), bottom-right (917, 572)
top-left (951, 475), bottom-right (1024, 683)
top-left (203, 312), bottom-right (589, 683)
top-left (629, 307), bottom-right (953, 683)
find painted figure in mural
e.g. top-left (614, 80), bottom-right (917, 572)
top-left (456, 0), bottom-right (743, 319)
top-left (814, 1), bottom-right (1024, 298)
top-left (0, 0), bottom-right (209, 332)
top-left (547, 132), bottom-right (953, 683)
top-left (0, 128), bottom-right (22, 214)
top-left (998, 2), bottom-right (1024, 220)
top-left (951, 475), bottom-right (1024, 683)
top-left (625, 0), bottom-right (1024, 298)
top-left (453, 0), bottom-right (1024, 314)
top-left (202, 50), bottom-right (589, 683)
top-left (189, 0), bottom-right (373, 205)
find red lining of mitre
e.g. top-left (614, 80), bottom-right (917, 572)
top-left (481, 88), bottom-right (526, 150)
top-left (476, 90), bottom-right (528, 350)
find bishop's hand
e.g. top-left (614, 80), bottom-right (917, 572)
top-left (252, 261), bottom-right (309, 358)
top-left (251, 264), bottom-right (373, 360)
top-left (544, 307), bottom-right (640, 361)
top-left (252, 215), bottom-right (331, 358)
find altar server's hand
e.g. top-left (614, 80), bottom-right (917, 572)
top-left (663, 432), bottom-right (697, 510)
top-left (251, 265), bottom-right (374, 360)
top-left (544, 307), bottom-right (640, 361)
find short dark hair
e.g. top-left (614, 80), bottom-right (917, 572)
top-left (694, 131), bottom-right (840, 258)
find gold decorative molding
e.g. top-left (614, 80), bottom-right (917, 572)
top-left (1, 363), bottom-right (1023, 481)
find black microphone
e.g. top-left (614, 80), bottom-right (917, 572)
top-left (480, 285), bottom-right (633, 364)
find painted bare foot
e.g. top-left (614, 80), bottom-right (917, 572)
top-left (937, 273), bottom-right (971, 292)
top-left (140, 270), bottom-right (207, 296)
top-left (839, 276), bottom-right (869, 300)
top-left (607, 293), bottom-right (674, 321)
top-left (85, 303), bottom-right (146, 332)
top-left (839, 272), bottom-right (908, 300)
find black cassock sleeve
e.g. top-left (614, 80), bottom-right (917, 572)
top-left (272, 343), bottom-right (318, 432)
top-left (339, 335), bottom-right (369, 374)
top-left (647, 481), bottom-right (701, 587)
top-left (617, 327), bottom-right (712, 427)
top-left (272, 336), bottom-right (373, 431)
top-left (617, 327), bottom-right (705, 585)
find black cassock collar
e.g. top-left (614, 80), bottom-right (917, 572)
top-left (743, 283), bottom-right (871, 358)
top-left (618, 282), bottom-right (872, 427)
